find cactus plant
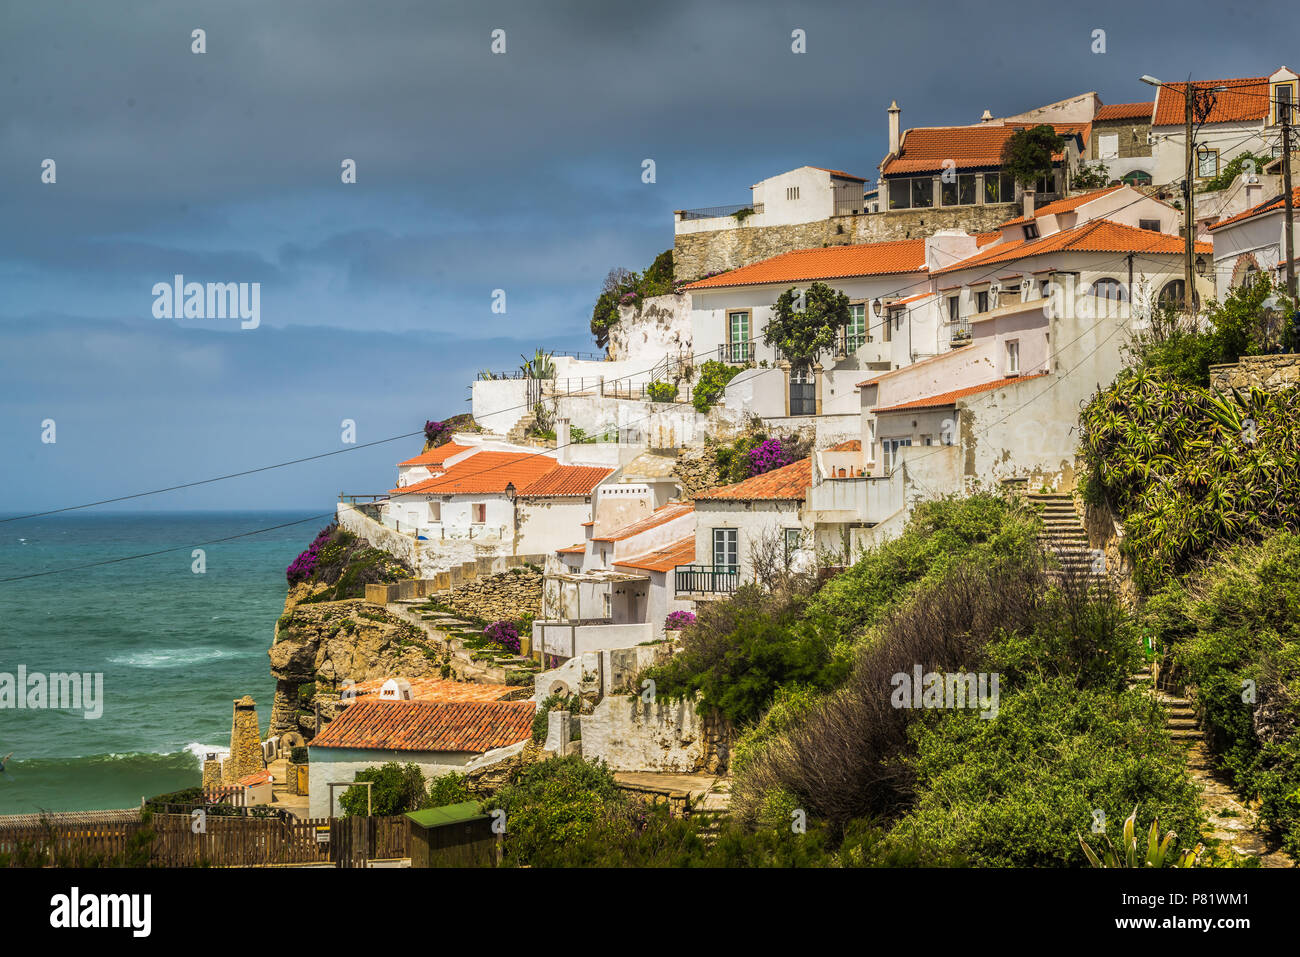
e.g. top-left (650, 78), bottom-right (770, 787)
top-left (1078, 806), bottom-right (1203, 867)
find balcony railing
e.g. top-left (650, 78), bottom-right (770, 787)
top-left (719, 340), bottom-right (756, 364)
top-left (844, 332), bottom-right (869, 353)
top-left (675, 564), bottom-right (739, 594)
top-left (678, 203), bottom-right (764, 221)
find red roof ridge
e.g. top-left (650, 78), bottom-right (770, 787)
top-left (310, 699), bottom-right (535, 753)
top-left (1207, 186), bottom-right (1300, 231)
top-left (693, 457), bottom-right (812, 502)
top-left (684, 238), bottom-right (928, 290)
top-left (872, 373), bottom-right (1049, 413)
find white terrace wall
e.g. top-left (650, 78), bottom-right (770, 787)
top-left (337, 502), bottom-right (505, 577)
top-left (472, 379), bottom-right (531, 435)
top-left (607, 293), bottom-right (693, 363)
top-left (581, 694), bottom-right (706, 772)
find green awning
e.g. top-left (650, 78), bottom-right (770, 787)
top-left (405, 801), bottom-right (487, 829)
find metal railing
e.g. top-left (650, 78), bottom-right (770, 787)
top-left (718, 340), bottom-right (756, 364)
top-left (678, 202), bottom-right (764, 221)
top-left (674, 564), bottom-right (740, 594)
top-left (844, 332), bottom-right (869, 353)
top-left (339, 494), bottom-right (390, 504)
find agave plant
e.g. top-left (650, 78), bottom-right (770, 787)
top-left (519, 349), bottom-right (556, 380)
top-left (1078, 807), bottom-right (1203, 868)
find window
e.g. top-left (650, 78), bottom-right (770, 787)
top-left (976, 289), bottom-right (990, 313)
top-left (941, 174), bottom-right (976, 206)
top-left (888, 178), bottom-right (911, 209)
top-left (1138, 219), bottom-right (1161, 232)
top-left (882, 438), bottom-right (912, 474)
top-left (845, 303), bottom-right (868, 352)
top-left (1274, 81), bottom-right (1296, 125)
top-left (911, 178), bottom-right (934, 209)
top-left (1197, 148), bottom-right (1219, 179)
top-left (1159, 279), bottom-right (1186, 309)
top-left (1035, 172), bottom-right (1055, 195)
top-left (947, 296), bottom-right (960, 323)
top-left (472, 503), bottom-right (486, 524)
top-left (1023, 222), bottom-right (1039, 240)
top-left (430, 502), bottom-right (441, 522)
top-left (786, 186), bottom-right (800, 201)
top-left (726, 310), bottom-right (751, 363)
top-left (984, 172), bottom-right (1016, 204)
top-left (1098, 133), bottom-right (1120, 160)
top-left (1005, 339), bottom-right (1020, 375)
top-left (921, 435), bottom-right (934, 446)
top-left (1091, 278), bottom-right (1128, 305)
top-left (712, 528), bottom-right (738, 571)
top-left (783, 528), bottom-right (802, 562)
top-left (885, 306), bottom-right (901, 342)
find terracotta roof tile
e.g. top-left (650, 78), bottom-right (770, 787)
top-left (239, 770), bottom-right (271, 787)
top-left (998, 185), bottom-right (1128, 227)
top-left (311, 699), bottom-right (535, 753)
top-left (350, 677), bottom-right (516, 703)
top-left (613, 536), bottom-right (696, 573)
top-left (556, 543), bottom-right (587, 554)
top-left (1094, 101), bottom-right (1153, 122)
top-left (694, 457), bottom-right (811, 502)
top-left (809, 166), bottom-right (867, 182)
top-left (388, 450), bottom-right (556, 496)
top-left (1207, 186), bottom-right (1300, 231)
top-left (872, 374), bottom-right (1049, 413)
top-left (398, 442), bottom-right (472, 468)
top-left (932, 217), bottom-right (1211, 275)
top-left (890, 292), bottom-right (931, 306)
top-left (882, 123), bottom-right (1083, 176)
top-left (1153, 77), bottom-right (1268, 126)
top-left (520, 464), bottom-right (615, 497)
top-left (592, 501), bottom-right (694, 542)
top-left (684, 239), bottom-right (927, 290)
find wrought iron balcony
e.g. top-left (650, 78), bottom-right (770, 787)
top-left (674, 564), bottom-right (739, 594)
top-left (718, 340), bottom-right (756, 364)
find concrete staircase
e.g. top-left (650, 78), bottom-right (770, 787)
top-left (1025, 492), bottom-right (1102, 580)
top-left (506, 412), bottom-right (536, 445)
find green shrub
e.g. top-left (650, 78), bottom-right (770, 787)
top-left (340, 762), bottom-right (432, 817)
top-left (646, 380), bottom-right (677, 402)
top-left (427, 772), bottom-right (472, 807)
top-left (532, 692), bottom-right (580, 743)
top-left (486, 756), bottom-right (623, 865)
top-left (692, 359), bottom-right (742, 413)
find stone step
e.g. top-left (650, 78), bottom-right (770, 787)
top-left (1167, 717), bottom-right (1199, 729)
top-left (1169, 729), bottom-right (1205, 741)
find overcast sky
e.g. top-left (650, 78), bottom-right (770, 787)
top-left (1, 0), bottom-right (1293, 513)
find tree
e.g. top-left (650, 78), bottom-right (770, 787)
top-left (340, 762), bottom-right (432, 817)
top-left (763, 282), bottom-right (851, 367)
top-left (1071, 161), bottom-right (1113, 190)
top-left (1001, 124), bottom-right (1065, 188)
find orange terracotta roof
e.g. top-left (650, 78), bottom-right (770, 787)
top-left (694, 457), bottom-right (811, 502)
top-left (975, 230), bottom-right (1002, 246)
top-left (350, 677), bottom-right (516, 703)
top-left (311, 699), bottom-right (535, 753)
top-left (932, 217), bottom-right (1211, 275)
top-left (239, 770), bottom-right (271, 787)
top-left (592, 501), bottom-right (694, 542)
top-left (684, 239), bottom-right (927, 289)
top-left (397, 442), bottom-right (472, 468)
top-left (872, 373), bottom-right (1049, 413)
top-left (1094, 101), bottom-right (1153, 122)
top-left (1153, 77), bottom-right (1268, 126)
top-left (890, 292), bottom-right (931, 307)
top-left (614, 535), bottom-right (696, 573)
top-left (520, 464), bottom-right (615, 497)
top-left (388, 450), bottom-right (556, 496)
top-left (882, 123), bottom-right (1082, 176)
top-left (556, 543), bottom-right (587, 555)
top-left (810, 166), bottom-right (867, 182)
top-left (1207, 186), bottom-right (1300, 231)
top-left (828, 439), bottom-right (862, 451)
top-left (998, 184), bottom-right (1128, 227)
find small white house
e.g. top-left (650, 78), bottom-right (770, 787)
top-left (1208, 185), bottom-right (1300, 295)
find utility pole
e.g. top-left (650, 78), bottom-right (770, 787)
top-left (1282, 101), bottom-right (1296, 299)
top-left (1183, 83), bottom-right (1197, 317)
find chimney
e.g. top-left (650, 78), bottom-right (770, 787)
top-left (888, 100), bottom-right (901, 155)
top-left (1022, 189), bottom-right (1036, 221)
top-left (980, 109), bottom-right (994, 123)
top-left (556, 417), bottom-right (571, 466)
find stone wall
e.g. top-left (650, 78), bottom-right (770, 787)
top-left (674, 204), bottom-right (1020, 280)
top-left (672, 446), bottom-right (723, 499)
top-left (1209, 354), bottom-right (1300, 393)
top-left (443, 568), bottom-right (543, 623)
top-left (223, 696), bottom-right (264, 785)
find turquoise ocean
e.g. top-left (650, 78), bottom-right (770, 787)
top-left (0, 512), bottom-right (324, 814)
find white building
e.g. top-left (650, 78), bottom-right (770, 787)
top-left (1207, 185), bottom-right (1300, 294)
top-left (675, 166), bottom-right (872, 236)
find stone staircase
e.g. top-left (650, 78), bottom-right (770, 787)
top-left (1025, 491), bottom-right (1102, 580)
top-left (385, 599), bottom-right (537, 687)
top-left (506, 412), bottom-right (536, 445)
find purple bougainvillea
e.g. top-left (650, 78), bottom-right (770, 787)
top-left (746, 437), bottom-right (794, 477)
top-left (484, 620), bottom-right (521, 654)
top-left (424, 419), bottom-right (451, 446)
top-left (665, 610), bottom-right (697, 631)
top-left (286, 525), bottom-right (335, 585)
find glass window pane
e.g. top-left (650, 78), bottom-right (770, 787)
top-left (889, 179), bottom-right (911, 209)
top-left (911, 178), bottom-right (933, 208)
top-left (958, 174), bottom-right (975, 205)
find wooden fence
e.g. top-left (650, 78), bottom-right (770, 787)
top-left (0, 813), bottom-right (411, 868)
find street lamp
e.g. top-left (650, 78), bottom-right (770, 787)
top-left (504, 482), bottom-right (516, 503)
top-left (872, 298), bottom-right (883, 317)
top-left (1195, 255), bottom-right (1208, 276)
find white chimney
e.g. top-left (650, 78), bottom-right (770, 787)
top-left (556, 417), bottom-right (571, 466)
top-left (1022, 189), bottom-right (1036, 221)
top-left (888, 101), bottom-right (901, 155)
top-left (980, 109), bottom-right (994, 123)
